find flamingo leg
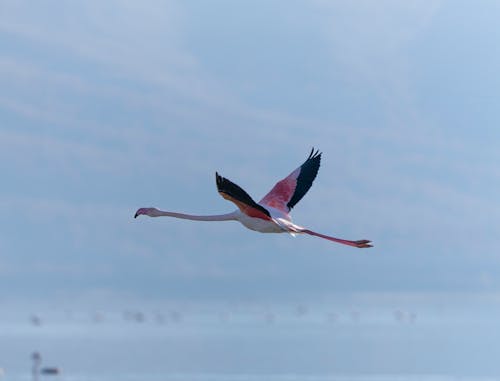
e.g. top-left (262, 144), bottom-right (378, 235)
top-left (301, 229), bottom-right (372, 248)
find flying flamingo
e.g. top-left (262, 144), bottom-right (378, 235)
top-left (135, 149), bottom-right (372, 248)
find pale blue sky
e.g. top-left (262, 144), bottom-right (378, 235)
top-left (1, 0), bottom-right (499, 303)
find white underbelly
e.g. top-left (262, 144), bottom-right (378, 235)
top-left (237, 213), bottom-right (285, 233)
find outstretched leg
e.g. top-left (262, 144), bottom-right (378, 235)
top-left (301, 229), bottom-right (372, 248)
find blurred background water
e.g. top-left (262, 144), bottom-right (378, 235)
top-left (1, 298), bottom-right (500, 381)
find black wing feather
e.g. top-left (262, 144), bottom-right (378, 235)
top-left (216, 172), bottom-right (271, 218)
top-left (286, 148), bottom-right (321, 210)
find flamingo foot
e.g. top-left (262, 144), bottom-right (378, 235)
top-left (353, 240), bottom-right (373, 248)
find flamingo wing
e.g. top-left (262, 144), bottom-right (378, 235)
top-left (216, 172), bottom-right (272, 220)
top-left (260, 148), bottom-right (321, 212)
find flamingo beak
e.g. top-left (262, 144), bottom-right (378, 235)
top-left (134, 211), bottom-right (139, 218)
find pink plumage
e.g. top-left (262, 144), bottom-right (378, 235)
top-left (260, 148), bottom-right (321, 213)
top-left (135, 148), bottom-right (372, 248)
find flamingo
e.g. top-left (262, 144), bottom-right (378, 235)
top-left (134, 149), bottom-right (372, 248)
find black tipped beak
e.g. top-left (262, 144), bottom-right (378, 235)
top-left (134, 212), bottom-right (139, 218)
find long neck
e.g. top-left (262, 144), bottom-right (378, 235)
top-left (154, 210), bottom-right (237, 221)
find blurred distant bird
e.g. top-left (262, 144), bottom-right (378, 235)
top-left (135, 149), bottom-right (372, 248)
top-left (32, 352), bottom-right (61, 381)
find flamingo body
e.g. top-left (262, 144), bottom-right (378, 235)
top-left (235, 210), bottom-right (285, 233)
top-left (135, 149), bottom-right (372, 248)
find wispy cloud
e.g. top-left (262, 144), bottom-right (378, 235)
top-left (0, 0), bottom-right (499, 302)
top-left (313, 0), bottom-right (442, 124)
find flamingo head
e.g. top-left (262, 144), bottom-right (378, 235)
top-left (134, 207), bottom-right (159, 218)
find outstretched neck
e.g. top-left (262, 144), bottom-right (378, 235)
top-left (137, 208), bottom-right (238, 222)
top-left (158, 210), bottom-right (237, 221)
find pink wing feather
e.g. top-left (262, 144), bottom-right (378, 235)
top-left (216, 172), bottom-right (272, 220)
top-left (260, 148), bottom-right (321, 213)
